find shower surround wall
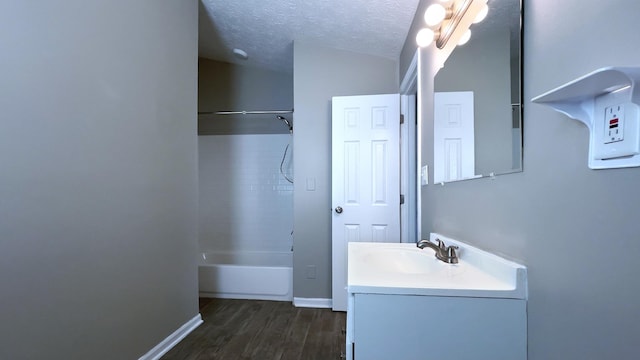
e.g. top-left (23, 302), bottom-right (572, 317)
top-left (199, 134), bottom-right (294, 254)
top-left (197, 57), bottom-right (294, 300)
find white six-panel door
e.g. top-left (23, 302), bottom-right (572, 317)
top-left (434, 91), bottom-right (475, 183)
top-left (331, 94), bottom-right (400, 311)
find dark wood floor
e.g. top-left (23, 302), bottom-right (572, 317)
top-left (161, 298), bottom-right (346, 360)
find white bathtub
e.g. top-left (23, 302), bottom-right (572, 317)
top-left (198, 251), bottom-right (293, 301)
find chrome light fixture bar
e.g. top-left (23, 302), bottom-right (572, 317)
top-left (436, 0), bottom-right (473, 49)
top-left (416, 0), bottom-right (488, 49)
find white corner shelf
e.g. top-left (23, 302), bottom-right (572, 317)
top-left (532, 66), bottom-right (640, 169)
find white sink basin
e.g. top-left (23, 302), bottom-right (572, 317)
top-left (360, 246), bottom-right (466, 276)
top-left (348, 233), bottom-right (527, 299)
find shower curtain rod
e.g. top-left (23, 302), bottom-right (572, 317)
top-left (198, 109), bottom-right (294, 115)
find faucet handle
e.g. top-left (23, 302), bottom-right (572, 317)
top-left (447, 246), bottom-right (459, 259)
top-left (436, 239), bottom-right (446, 250)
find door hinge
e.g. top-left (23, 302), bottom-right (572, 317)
top-left (400, 114), bottom-right (405, 124)
top-left (400, 194), bottom-right (405, 205)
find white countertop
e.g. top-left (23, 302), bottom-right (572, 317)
top-left (347, 234), bottom-right (527, 299)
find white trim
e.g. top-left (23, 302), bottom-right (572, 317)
top-left (415, 50), bottom-right (423, 240)
top-left (400, 94), bottom-right (418, 244)
top-left (400, 49), bottom-right (419, 94)
top-left (293, 297), bottom-right (332, 308)
top-left (138, 314), bottom-right (203, 360)
top-left (199, 292), bottom-right (292, 302)
top-left (399, 48), bottom-right (421, 243)
top-left (400, 95), bottom-right (409, 243)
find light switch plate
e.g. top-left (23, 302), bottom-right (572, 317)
top-left (306, 177), bottom-right (316, 191)
top-left (421, 165), bottom-right (429, 185)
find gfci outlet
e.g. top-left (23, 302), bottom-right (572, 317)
top-left (592, 93), bottom-right (640, 161)
top-left (604, 104), bottom-right (625, 144)
top-left (306, 265), bottom-right (316, 279)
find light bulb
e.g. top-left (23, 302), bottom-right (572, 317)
top-left (473, 5), bottom-right (489, 24)
top-left (416, 28), bottom-right (435, 47)
top-left (458, 29), bottom-right (471, 46)
top-left (424, 4), bottom-right (447, 27)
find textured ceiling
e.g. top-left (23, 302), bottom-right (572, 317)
top-left (199, 0), bottom-right (421, 73)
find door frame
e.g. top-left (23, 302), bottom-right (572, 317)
top-left (400, 49), bottom-right (421, 243)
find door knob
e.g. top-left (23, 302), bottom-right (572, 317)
top-left (335, 206), bottom-right (343, 214)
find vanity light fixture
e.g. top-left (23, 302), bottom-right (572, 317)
top-left (416, 0), bottom-right (488, 49)
top-left (416, 28), bottom-right (437, 47)
top-left (424, 3), bottom-right (450, 26)
top-left (457, 29), bottom-right (472, 46)
top-left (473, 4), bottom-right (489, 23)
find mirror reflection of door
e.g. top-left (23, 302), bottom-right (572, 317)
top-left (434, 91), bottom-right (475, 183)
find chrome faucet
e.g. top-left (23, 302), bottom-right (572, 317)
top-left (416, 238), bottom-right (459, 264)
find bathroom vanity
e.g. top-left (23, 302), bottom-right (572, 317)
top-left (346, 234), bottom-right (527, 360)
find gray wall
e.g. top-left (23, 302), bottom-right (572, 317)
top-left (0, 1), bottom-right (199, 359)
top-left (402, 0), bottom-right (640, 358)
top-left (293, 43), bottom-right (398, 299)
top-left (198, 59), bottom-right (293, 135)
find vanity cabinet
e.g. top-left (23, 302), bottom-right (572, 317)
top-left (347, 293), bottom-right (526, 360)
top-left (346, 237), bottom-right (528, 360)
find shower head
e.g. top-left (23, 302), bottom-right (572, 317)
top-left (277, 115), bottom-right (293, 134)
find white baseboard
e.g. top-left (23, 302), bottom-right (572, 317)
top-left (293, 297), bottom-right (332, 308)
top-left (138, 313), bottom-right (203, 360)
top-left (199, 292), bottom-right (293, 302)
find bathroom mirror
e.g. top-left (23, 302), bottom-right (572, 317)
top-left (433, 0), bottom-right (522, 183)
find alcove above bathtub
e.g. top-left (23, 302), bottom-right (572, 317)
top-left (198, 57), bottom-right (294, 135)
